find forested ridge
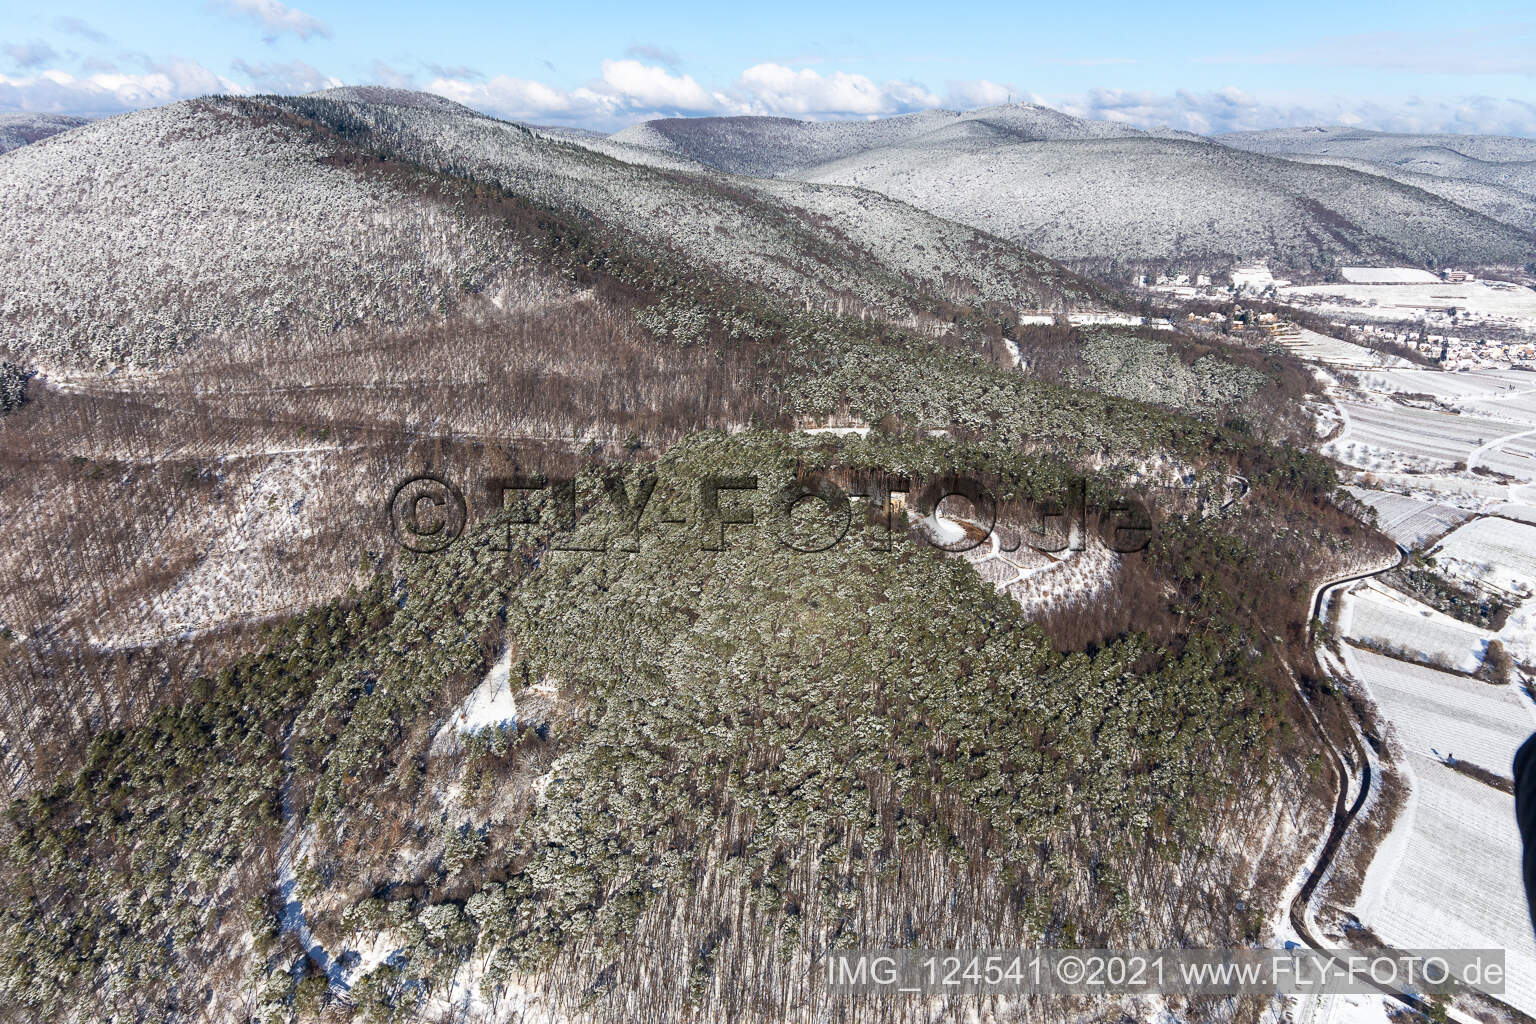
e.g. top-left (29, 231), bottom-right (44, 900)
top-left (0, 90), bottom-right (1388, 1024)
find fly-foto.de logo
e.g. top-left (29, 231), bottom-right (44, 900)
top-left (386, 469), bottom-right (1156, 558)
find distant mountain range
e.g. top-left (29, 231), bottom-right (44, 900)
top-left (1216, 125), bottom-right (1536, 188)
top-left (1216, 126), bottom-right (1536, 236)
top-left (5, 94), bottom-right (1533, 368)
top-left (613, 105), bottom-right (1536, 274)
top-left (610, 105), bottom-right (1189, 178)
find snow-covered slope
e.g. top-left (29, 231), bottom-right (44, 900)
top-left (799, 133), bottom-right (1535, 271)
top-left (289, 94), bottom-right (1104, 310)
top-left (610, 110), bottom-right (959, 177)
top-left (305, 85), bottom-right (480, 115)
top-left (1220, 125), bottom-right (1536, 164)
top-left (609, 104), bottom-right (1148, 178)
top-left (1274, 152), bottom-right (1536, 235)
top-left (1216, 126), bottom-right (1536, 197)
top-left (0, 92), bottom-right (1106, 368)
top-left (613, 106), bottom-right (1536, 272)
top-left (0, 113), bottom-right (90, 155)
top-left (0, 100), bottom-right (545, 366)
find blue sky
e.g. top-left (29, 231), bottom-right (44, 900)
top-left (3, 0), bottom-right (1534, 133)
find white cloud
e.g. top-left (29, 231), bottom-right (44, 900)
top-left (600, 59), bottom-right (720, 112)
top-left (5, 51), bottom-right (1535, 139)
top-left (428, 74), bottom-right (612, 121)
top-left (54, 17), bottom-right (110, 45)
top-left (732, 63), bottom-right (938, 116)
top-left (943, 79), bottom-right (1014, 109)
top-left (318, 67), bottom-right (1536, 136)
top-left (1056, 86), bottom-right (1536, 136)
top-left (425, 60), bottom-right (726, 125)
top-left (424, 60), bottom-right (947, 128)
top-left (231, 58), bottom-right (341, 94)
top-left (4, 42), bottom-right (59, 69)
top-left (0, 60), bottom-right (244, 114)
top-left (212, 0), bottom-right (331, 41)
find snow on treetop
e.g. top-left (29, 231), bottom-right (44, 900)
top-left (304, 86), bottom-right (479, 115)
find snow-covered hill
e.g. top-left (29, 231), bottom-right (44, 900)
top-left (1216, 126), bottom-right (1536, 197)
top-left (798, 133), bottom-right (1535, 271)
top-left (609, 104), bottom-right (1144, 178)
top-left (0, 92), bottom-right (1104, 368)
top-left (1272, 152), bottom-right (1536, 235)
top-left (610, 110), bottom-right (959, 177)
top-left (277, 93), bottom-right (1105, 310)
top-left (614, 106), bottom-right (1536, 272)
top-left (0, 100), bottom-right (547, 366)
top-left (305, 85), bottom-right (480, 115)
top-left (0, 113), bottom-right (90, 155)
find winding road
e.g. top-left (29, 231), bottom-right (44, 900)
top-left (1286, 547), bottom-right (1436, 1019)
top-left (1289, 545), bottom-right (1523, 1024)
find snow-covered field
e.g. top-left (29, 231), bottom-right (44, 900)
top-left (1289, 992), bottom-right (1392, 1024)
top-left (1353, 367), bottom-right (1536, 410)
top-left (1365, 367), bottom-right (1536, 409)
top-left (1340, 581), bottom-right (1490, 673)
top-left (1302, 334), bottom-right (1536, 1017)
top-left (1359, 754), bottom-right (1536, 1013)
top-left (1280, 280), bottom-right (1536, 325)
top-left (1339, 267), bottom-right (1441, 284)
top-left (1324, 395), bottom-right (1536, 481)
top-left (1346, 649), bottom-right (1527, 797)
top-left (1459, 392), bottom-right (1536, 432)
top-left (1491, 502), bottom-right (1536, 524)
top-left (951, 521), bottom-right (1120, 616)
top-left (1276, 330), bottom-right (1409, 369)
top-left (1353, 472), bottom-right (1513, 507)
top-left (1431, 517), bottom-right (1536, 596)
top-left (1325, 399), bottom-right (1487, 473)
top-left (1323, 369), bottom-right (1536, 484)
top-left (1347, 488), bottom-right (1472, 547)
top-left (429, 648), bottom-right (519, 756)
top-left (1342, 648), bottom-right (1536, 1016)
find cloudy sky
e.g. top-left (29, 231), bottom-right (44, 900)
top-left (3, 0), bottom-right (1535, 134)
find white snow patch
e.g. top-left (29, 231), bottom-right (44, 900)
top-left (1339, 267), bottom-right (1440, 284)
top-left (430, 647), bottom-right (517, 756)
